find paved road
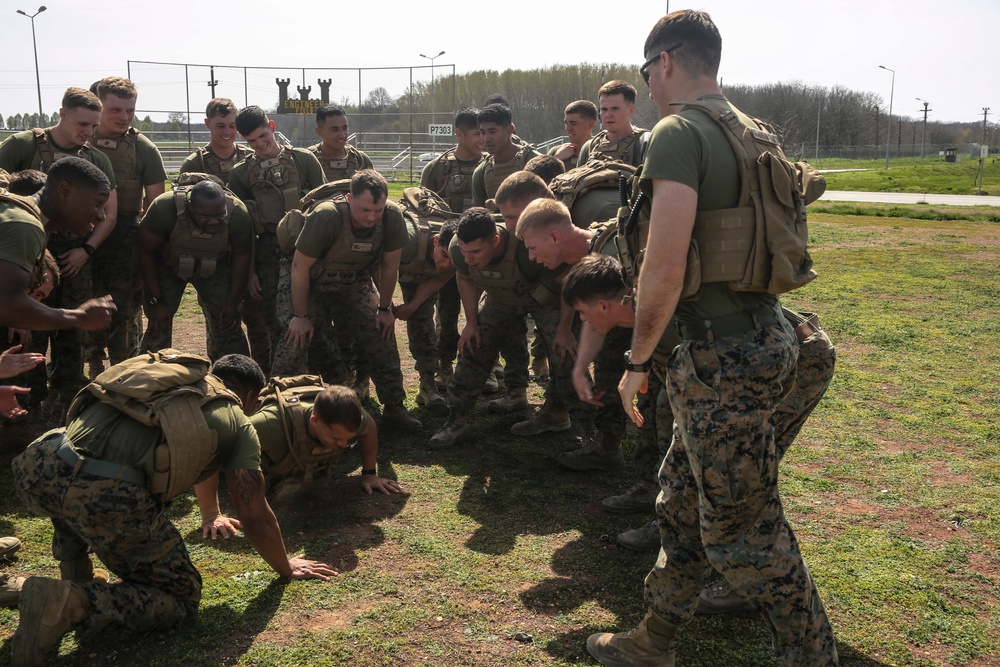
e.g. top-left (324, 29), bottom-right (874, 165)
top-left (821, 190), bottom-right (1000, 207)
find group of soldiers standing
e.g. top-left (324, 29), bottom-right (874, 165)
top-left (1, 9), bottom-right (844, 665)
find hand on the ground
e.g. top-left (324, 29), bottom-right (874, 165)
top-left (284, 317), bottom-right (314, 352)
top-left (375, 310), bottom-right (396, 342)
top-left (618, 370), bottom-right (649, 427)
top-left (361, 475), bottom-right (403, 495)
top-left (76, 296), bottom-right (117, 331)
top-left (201, 514), bottom-right (242, 540)
top-left (572, 365), bottom-right (605, 407)
top-left (287, 556), bottom-right (339, 581)
top-left (0, 345), bottom-right (45, 379)
top-left (0, 386), bottom-right (30, 419)
top-left (58, 247), bottom-right (89, 278)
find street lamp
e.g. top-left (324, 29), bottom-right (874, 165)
top-left (420, 50), bottom-right (445, 156)
top-left (916, 97), bottom-right (930, 163)
top-left (16, 6), bottom-right (47, 122)
top-left (879, 65), bottom-right (895, 169)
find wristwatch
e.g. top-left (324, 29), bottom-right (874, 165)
top-left (377, 304), bottom-right (392, 313)
top-left (623, 350), bottom-right (652, 373)
top-left (147, 296), bottom-right (159, 307)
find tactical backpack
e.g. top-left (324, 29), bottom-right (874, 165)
top-left (617, 99), bottom-right (825, 298)
top-left (396, 186), bottom-right (458, 283)
top-left (256, 375), bottom-right (347, 484)
top-left (276, 178), bottom-right (352, 256)
top-left (66, 349), bottom-right (240, 501)
top-left (550, 158), bottom-right (637, 227)
top-left (166, 172), bottom-right (235, 280)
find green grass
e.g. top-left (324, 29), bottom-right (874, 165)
top-left (3, 209), bottom-right (1000, 665)
top-left (821, 158), bottom-right (999, 195)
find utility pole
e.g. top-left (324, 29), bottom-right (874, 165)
top-left (916, 98), bottom-right (930, 163)
top-left (16, 6), bottom-right (47, 120)
top-left (208, 65), bottom-right (218, 98)
top-left (879, 65), bottom-right (895, 169)
top-left (979, 107), bottom-right (990, 193)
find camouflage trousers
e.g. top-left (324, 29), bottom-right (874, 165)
top-left (646, 318), bottom-right (839, 666)
top-left (435, 276), bottom-right (461, 366)
top-left (138, 260), bottom-right (250, 361)
top-left (240, 233), bottom-right (282, 376)
top-left (400, 281), bottom-right (440, 377)
top-left (11, 432), bottom-right (201, 633)
top-left (46, 235), bottom-right (94, 398)
top-left (271, 264), bottom-right (407, 406)
top-left (88, 216), bottom-right (142, 364)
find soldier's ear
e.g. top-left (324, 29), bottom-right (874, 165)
top-left (432, 235), bottom-right (440, 247)
top-left (268, 119), bottom-right (276, 131)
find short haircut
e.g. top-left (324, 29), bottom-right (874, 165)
top-left (235, 105), bottom-right (270, 136)
top-left (61, 87), bottom-right (102, 112)
top-left (599, 80), bottom-right (638, 105)
top-left (95, 76), bottom-right (137, 101)
top-left (189, 179), bottom-right (226, 203)
top-left (494, 171), bottom-right (553, 207)
top-left (454, 107), bottom-right (480, 131)
top-left (206, 98), bottom-right (238, 118)
top-left (316, 103), bottom-right (346, 124)
top-left (524, 155), bottom-right (565, 185)
top-left (438, 218), bottom-right (459, 248)
top-left (211, 354), bottom-right (267, 395)
top-left (312, 385), bottom-right (363, 432)
top-left (478, 103), bottom-right (512, 127)
top-left (483, 94), bottom-right (510, 108)
top-left (44, 157), bottom-right (110, 192)
top-left (515, 198), bottom-right (572, 238)
top-left (456, 207), bottom-right (498, 243)
top-left (7, 169), bottom-right (46, 196)
top-left (350, 169), bottom-right (388, 202)
top-left (644, 10), bottom-right (723, 79)
top-left (561, 253), bottom-right (629, 306)
top-left (41, 250), bottom-right (60, 289)
top-left (565, 100), bottom-right (598, 122)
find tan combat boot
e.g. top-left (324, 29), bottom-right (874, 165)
top-left (510, 406), bottom-right (571, 436)
top-left (586, 611), bottom-right (676, 667)
top-left (428, 417), bottom-right (470, 449)
top-left (486, 387), bottom-right (529, 414)
top-left (557, 433), bottom-right (624, 471)
top-left (602, 481), bottom-right (659, 514)
top-left (416, 374), bottom-right (447, 409)
top-left (380, 403), bottom-right (422, 431)
top-left (1, 573), bottom-right (26, 608)
top-left (351, 373), bottom-right (371, 401)
top-left (617, 519), bottom-right (661, 553)
top-left (695, 578), bottom-right (755, 615)
top-left (11, 577), bottom-right (90, 667)
top-left (1, 536), bottom-right (21, 560)
top-left (59, 556), bottom-right (109, 584)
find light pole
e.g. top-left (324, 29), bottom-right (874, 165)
top-left (16, 6), bottom-right (47, 122)
top-left (879, 65), bottom-right (895, 169)
top-left (420, 50), bottom-right (445, 157)
top-left (916, 97), bottom-right (930, 163)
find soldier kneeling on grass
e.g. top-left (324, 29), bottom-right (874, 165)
top-left (193, 372), bottom-right (402, 540)
top-left (8, 351), bottom-right (335, 667)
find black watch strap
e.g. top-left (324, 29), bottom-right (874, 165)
top-left (623, 349), bottom-right (652, 373)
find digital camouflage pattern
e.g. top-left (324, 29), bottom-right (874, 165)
top-left (240, 233), bottom-right (283, 374)
top-left (435, 277), bottom-right (461, 368)
top-left (399, 282), bottom-right (439, 377)
top-left (138, 259), bottom-right (250, 360)
top-left (88, 218), bottom-right (142, 365)
top-left (271, 265), bottom-right (407, 406)
top-left (12, 434), bottom-right (201, 633)
top-left (646, 321), bottom-right (838, 666)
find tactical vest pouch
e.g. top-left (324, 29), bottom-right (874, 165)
top-left (177, 256), bottom-right (196, 280)
top-left (65, 349), bottom-right (237, 501)
top-left (167, 175), bottom-right (233, 277)
top-left (276, 179), bottom-right (353, 256)
top-left (116, 179), bottom-right (144, 216)
top-left (276, 209), bottom-right (305, 256)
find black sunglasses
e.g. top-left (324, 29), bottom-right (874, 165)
top-left (640, 43), bottom-right (683, 85)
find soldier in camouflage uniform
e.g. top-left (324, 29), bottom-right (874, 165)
top-left (308, 104), bottom-right (374, 183)
top-left (193, 381), bottom-right (402, 538)
top-left (586, 11), bottom-right (838, 666)
top-left (576, 80), bottom-right (648, 169)
top-left (86, 76), bottom-right (168, 375)
top-left (420, 108), bottom-right (483, 388)
top-left (429, 200), bottom-right (590, 448)
top-left (229, 106), bottom-right (325, 375)
top-left (547, 100), bottom-right (597, 171)
top-left (9, 353), bottom-right (335, 665)
top-left (0, 157), bottom-right (116, 609)
top-left (137, 179), bottom-right (252, 360)
top-left (471, 104), bottom-right (541, 209)
top-left (273, 170), bottom-right (421, 431)
top-left (0, 88), bottom-right (120, 412)
top-left (178, 98), bottom-right (254, 182)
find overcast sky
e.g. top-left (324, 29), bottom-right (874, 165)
top-left (1, 0), bottom-right (996, 127)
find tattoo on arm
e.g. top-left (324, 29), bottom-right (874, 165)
top-left (229, 468), bottom-right (263, 508)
